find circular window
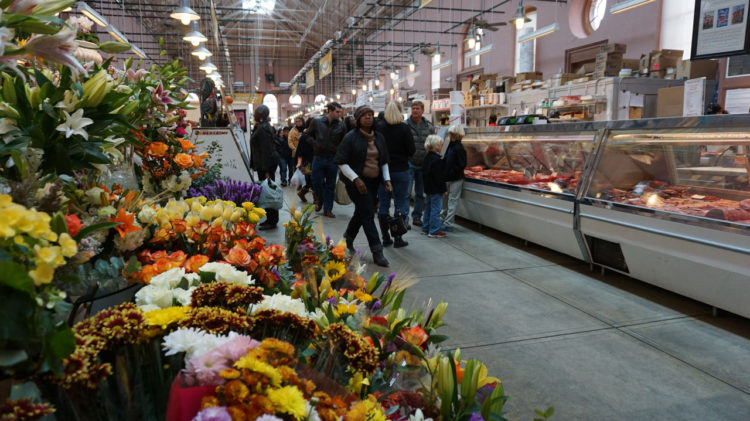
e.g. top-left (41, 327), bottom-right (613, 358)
top-left (585, 0), bottom-right (606, 34)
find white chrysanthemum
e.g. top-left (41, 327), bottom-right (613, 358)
top-left (138, 206), bottom-right (157, 225)
top-left (198, 262), bottom-right (254, 285)
top-left (173, 286), bottom-right (196, 306)
top-left (162, 328), bottom-right (241, 360)
top-left (250, 293), bottom-right (309, 318)
top-left (135, 285), bottom-right (173, 309)
top-left (149, 267), bottom-right (187, 289)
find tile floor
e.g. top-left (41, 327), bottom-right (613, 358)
top-left (262, 187), bottom-right (750, 420)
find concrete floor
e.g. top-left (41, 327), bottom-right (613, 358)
top-left (262, 187), bottom-right (750, 420)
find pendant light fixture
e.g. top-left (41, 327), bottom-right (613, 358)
top-left (199, 59), bottom-right (217, 74)
top-left (170, 0), bottom-right (200, 25)
top-left (610, 0), bottom-right (657, 14)
top-left (374, 78), bottom-right (380, 87)
top-left (390, 65), bottom-right (398, 80)
top-left (184, 22), bottom-right (207, 46)
top-left (432, 43), bottom-right (441, 64)
top-left (509, 0), bottom-right (531, 30)
top-left (408, 53), bottom-right (416, 72)
top-left (465, 25), bottom-right (476, 50)
top-left (351, 87), bottom-right (357, 96)
top-left (191, 44), bottom-right (212, 60)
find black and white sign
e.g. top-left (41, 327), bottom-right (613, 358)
top-left (692, 0), bottom-right (750, 59)
top-left (192, 128), bottom-right (254, 183)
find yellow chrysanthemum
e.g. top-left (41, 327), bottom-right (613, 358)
top-left (144, 307), bottom-right (189, 328)
top-left (234, 356), bottom-right (282, 386)
top-left (354, 289), bottom-right (374, 303)
top-left (345, 398), bottom-right (386, 421)
top-left (58, 233), bottom-right (78, 257)
top-left (29, 262), bottom-right (55, 285)
top-left (324, 260), bottom-right (346, 282)
top-left (266, 386), bottom-right (306, 420)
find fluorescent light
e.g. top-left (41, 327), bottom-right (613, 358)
top-left (132, 46), bottom-right (147, 59)
top-left (466, 44), bottom-right (493, 58)
top-left (432, 59), bottom-right (452, 70)
top-left (107, 26), bottom-right (128, 43)
top-left (518, 23), bottom-right (559, 43)
top-left (610, 0), bottom-right (657, 14)
top-left (77, 2), bottom-right (107, 27)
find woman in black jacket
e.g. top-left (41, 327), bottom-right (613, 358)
top-left (441, 124), bottom-right (467, 231)
top-left (250, 105), bottom-right (281, 230)
top-left (376, 101), bottom-right (415, 248)
top-left (295, 118), bottom-right (315, 203)
top-left (334, 105), bottom-right (392, 267)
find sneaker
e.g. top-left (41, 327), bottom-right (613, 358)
top-left (412, 218), bottom-right (423, 227)
top-left (428, 231), bottom-right (447, 238)
top-left (420, 230), bottom-right (428, 235)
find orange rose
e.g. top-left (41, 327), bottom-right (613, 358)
top-left (146, 142), bottom-right (169, 157)
top-left (249, 237), bottom-right (266, 251)
top-left (192, 221), bottom-right (210, 236)
top-left (331, 245), bottom-right (346, 260)
top-left (150, 228), bottom-right (175, 243)
top-left (175, 153), bottom-right (193, 169)
top-left (184, 255), bottom-right (209, 272)
top-left (172, 219), bottom-right (187, 233)
top-left (139, 265), bottom-right (157, 283)
top-left (150, 250), bottom-right (168, 262)
top-left (169, 250), bottom-right (187, 265)
top-left (191, 154), bottom-right (203, 168)
top-left (153, 258), bottom-right (175, 274)
top-left (178, 138), bottom-right (196, 151)
top-left (399, 326), bottom-right (429, 348)
top-left (226, 247), bottom-right (252, 267)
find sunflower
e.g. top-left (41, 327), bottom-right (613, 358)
top-left (324, 260), bottom-right (346, 282)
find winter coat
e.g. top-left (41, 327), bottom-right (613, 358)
top-left (334, 129), bottom-right (390, 187)
top-left (377, 122), bottom-right (415, 173)
top-left (250, 120), bottom-right (280, 173)
top-left (422, 151), bottom-right (446, 195)
top-left (406, 117), bottom-right (435, 167)
top-left (443, 140), bottom-right (467, 181)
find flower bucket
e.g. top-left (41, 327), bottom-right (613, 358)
top-left (165, 373), bottom-right (215, 421)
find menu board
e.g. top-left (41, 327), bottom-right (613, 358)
top-left (692, 0), bottom-right (750, 59)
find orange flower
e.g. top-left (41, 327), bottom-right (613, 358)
top-left (65, 214), bottom-right (83, 237)
top-left (172, 219), bottom-right (187, 233)
top-left (139, 265), bottom-right (157, 284)
top-left (174, 153), bottom-right (194, 169)
top-left (223, 380), bottom-right (249, 404)
top-left (455, 360), bottom-right (465, 384)
top-left (178, 138), bottom-right (196, 151)
top-left (151, 228), bottom-right (175, 243)
top-left (150, 250), bottom-right (168, 262)
top-left (184, 255), bottom-right (209, 272)
top-left (153, 258), bottom-right (177, 274)
top-left (248, 237), bottom-right (266, 251)
top-left (226, 247), bottom-right (252, 267)
top-left (191, 154), bottom-right (203, 168)
top-left (399, 326), bottom-right (428, 348)
top-left (331, 245), bottom-right (346, 260)
top-left (169, 251), bottom-right (187, 265)
top-left (109, 208), bottom-right (141, 238)
top-left (146, 142), bottom-right (169, 157)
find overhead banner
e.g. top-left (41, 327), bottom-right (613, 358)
top-left (692, 0), bottom-right (750, 59)
top-left (291, 83), bottom-right (297, 95)
top-left (319, 50), bottom-right (332, 79)
top-left (306, 69), bottom-right (315, 88)
top-left (234, 93), bottom-right (263, 104)
top-left (420, 0), bottom-right (434, 7)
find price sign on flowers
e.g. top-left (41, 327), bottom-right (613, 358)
top-left (192, 128), bottom-right (254, 184)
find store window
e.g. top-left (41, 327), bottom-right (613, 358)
top-left (463, 26), bottom-right (482, 69)
top-left (262, 94), bottom-right (278, 124)
top-left (515, 8), bottom-right (537, 74)
top-left (585, 0), bottom-right (606, 34)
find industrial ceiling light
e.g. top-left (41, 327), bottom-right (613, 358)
top-left (336, 93), bottom-right (341, 100)
top-left (362, 83), bottom-right (367, 92)
top-left (170, 0), bottom-right (200, 25)
top-left (509, 0), bottom-right (531, 30)
top-left (191, 44), bottom-right (212, 60)
top-left (107, 26), bottom-right (128, 43)
top-left (610, 0), bottom-right (657, 14)
top-left (77, 2), bottom-right (108, 27)
top-left (409, 54), bottom-right (416, 72)
top-left (132, 46), bottom-right (147, 59)
top-left (374, 78), bottom-right (380, 87)
top-left (351, 88), bottom-right (357, 96)
top-left (465, 26), bottom-right (476, 50)
top-left (183, 22), bottom-right (207, 46)
top-left (199, 60), bottom-right (217, 74)
top-left (390, 65), bottom-right (398, 80)
top-left (432, 43), bottom-right (441, 64)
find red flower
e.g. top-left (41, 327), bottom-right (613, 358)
top-left (400, 326), bottom-right (429, 348)
top-left (369, 316), bottom-right (388, 327)
top-left (65, 214), bottom-right (83, 237)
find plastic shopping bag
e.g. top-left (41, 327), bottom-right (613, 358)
top-left (334, 178), bottom-right (352, 206)
top-left (257, 179), bottom-right (283, 210)
top-left (290, 168), bottom-right (306, 188)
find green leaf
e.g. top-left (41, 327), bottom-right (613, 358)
top-left (0, 349), bottom-right (28, 367)
top-left (50, 212), bottom-right (68, 235)
top-left (17, 20), bottom-right (59, 34)
top-left (199, 271), bottom-right (216, 284)
top-left (0, 261), bottom-right (34, 296)
top-left (48, 326), bottom-right (75, 359)
top-left (427, 334), bottom-right (449, 344)
top-left (74, 221), bottom-right (119, 241)
top-left (98, 41), bottom-right (131, 54)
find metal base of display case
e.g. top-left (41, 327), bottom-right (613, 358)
top-left (457, 180), bottom-right (588, 261)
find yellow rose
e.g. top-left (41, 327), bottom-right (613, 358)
top-left (29, 263), bottom-right (55, 285)
top-left (211, 204), bottom-right (223, 219)
top-left (248, 213), bottom-right (260, 224)
top-left (58, 233), bottom-right (78, 257)
top-left (241, 201), bottom-right (254, 211)
top-left (0, 194), bottom-right (11, 207)
top-left (223, 200), bottom-right (235, 208)
top-left (230, 210), bottom-right (242, 223)
top-left (222, 208), bottom-right (233, 221)
top-left (199, 206), bottom-right (213, 221)
top-left (253, 207), bottom-right (266, 218)
top-left (211, 217), bottom-right (224, 227)
top-left (191, 201), bottom-right (202, 214)
top-left (185, 215), bottom-right (200, 227)
top-left (197, 196), bottom-right (207, 205)
top-left (184, 198), bottom-right (194, 207)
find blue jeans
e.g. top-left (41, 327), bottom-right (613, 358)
top-left (422, 194), bottom-right (443, 235)
top-left (378, 170), bottom-right (411, 221)
top-left (311, 156), bottom-right (337, 212)
top-left (408, 162), bottom-right (425, 221)
top-left (278, 159), bottom-right (288, 183)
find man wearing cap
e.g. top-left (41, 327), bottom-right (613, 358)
top-left (405, 100), bottom-right (435, 227)
top-left (308, 102), bottom-right (346, 218)
top-left (334, 105), bottom-right (392, 267)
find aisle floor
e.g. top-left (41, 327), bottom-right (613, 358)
top-left (262, 187), bottom-right (750, 420)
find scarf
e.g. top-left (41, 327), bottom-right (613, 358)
top-left (359, 128), bottom-right (374, 142)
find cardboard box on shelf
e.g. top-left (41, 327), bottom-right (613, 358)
top-left (599, 43), bottom-right (627, 54)
top-left (629, 107), bottom-right (643, 119)
top-left (516, 71), bottom-right (543, 81)
top-left (650, 49), bottom-right (684, 71)
top-left (656, 85), bottom-right (684, 117)
top-left (595, 52), bottom-right (623, 78)
top-left (676, 59), bottom-right (718, 80)
top-left (595, 52), bottom-right (624, 64)
top-left (639, 54), bottom-right (651, 74)
top-left (576, 62), bottom-right (596, 75)
top-left (477, 73), bottom-right (498, 81)
top-left (622, 59), bottom-right (640, 70)
top-left (501, 77), bottom-right (515, 93)
top-left (472, 99), bottom-right (480, 107)
top-left (461, 81), bottom-right (472, 92)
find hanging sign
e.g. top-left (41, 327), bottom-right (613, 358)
top-left (306, 69), bottom-right (315, 88)
top-left (192, 128), bottom-right (254, 183)
top-left (234, 93), bottom-right (263, 104)
top-left (291, 83), bottom-right (297, 95)
top-left (420, 0), bottom-right (434, 8)
top-left (319, 50), bottom-right (333, 79)
top-left (692, 0), bottom-right (750, 59)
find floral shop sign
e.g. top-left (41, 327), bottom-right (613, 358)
top-left (192, 128), bottom-right (255, 184)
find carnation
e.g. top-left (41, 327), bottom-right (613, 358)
top-left (162, 327), bottom-right (242, 361)
top-left (198, 262), bottom-right (254, 285)
top-left (192, 406), bottom-right (232, 421)
top-left (250, 293), bottom-right (310, 318)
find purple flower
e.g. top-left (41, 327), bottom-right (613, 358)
top-left (188, 178), bottom-right (262, 205)
top-left (326, 296), bottom-right (338, 305)
top-left (370, 300), bottom-right (382, 311)
top-left (192, 406), bottom-right (231, 421)
top-left (468, 413), bottom-right (484, 421)
top-left (149, 83), bottom-right (175, 106)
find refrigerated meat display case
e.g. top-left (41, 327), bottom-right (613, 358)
top-left (456, 123), bottom-right (603, 260)
top-left (579, 116), bottom-right (750, 318)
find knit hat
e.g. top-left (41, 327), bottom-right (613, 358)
top-left (354, 105), bottom-right (374, 123)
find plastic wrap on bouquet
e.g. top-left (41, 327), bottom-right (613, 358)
top-left (165, 373), bottom-right (215, 421)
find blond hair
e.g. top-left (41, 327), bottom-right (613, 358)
top-left (424, 134), bottom-right (443, 152)
top-left (384, 101), bottom-right (403, 125)
top-left (448, 124), bottom-right (465, 139)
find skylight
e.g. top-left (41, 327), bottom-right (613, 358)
top-left (242, 0), bottom-right (275, 15)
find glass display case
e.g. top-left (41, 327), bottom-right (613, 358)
top-left (582, 128), bottom-right (750, 234)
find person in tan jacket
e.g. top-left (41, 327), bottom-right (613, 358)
top-left (288, 117), bottom-right (304, 158)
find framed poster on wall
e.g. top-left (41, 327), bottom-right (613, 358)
top-left (692, 0), bottom-right (750, 59)
top-left (233, 109), bottom-right (247, 132)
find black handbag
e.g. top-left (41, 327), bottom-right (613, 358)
top-left (388, 206), bottom-right (409, 237)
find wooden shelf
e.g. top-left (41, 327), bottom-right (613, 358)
top-left (466, 104), bottom-right (509, 111)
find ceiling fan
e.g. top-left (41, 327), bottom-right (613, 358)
top-left (473, 17), bottom-right (506, 31)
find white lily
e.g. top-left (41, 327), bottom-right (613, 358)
top-left (0, 118), bottom-right (17, 143)
top-left (408, 409), bottom-right (433, 421)
top-left (55, 90), bottom-right (80, 112)
top-left (56, 109), bottom-right (93, 140)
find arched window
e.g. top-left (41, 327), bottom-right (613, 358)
top-left (585, 0), bottom-right (607, 35)
top-left (263, 94), bottom-right (278, 124)
top-left (314, 94), bottom-right (327, 105)
top-left (515, 8), bottom-right (538, 74)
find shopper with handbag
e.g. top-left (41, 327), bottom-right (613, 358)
top-left (376, 101), bottom-right (415, 248)
top-left (441, 124), bottom-right (467, 232)
top-left (334, 105), bottom-right (392, 267)
top-left (249, 105), bottom-right (281, 230)
top-left (295, 118), bottom-right (315, 203)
